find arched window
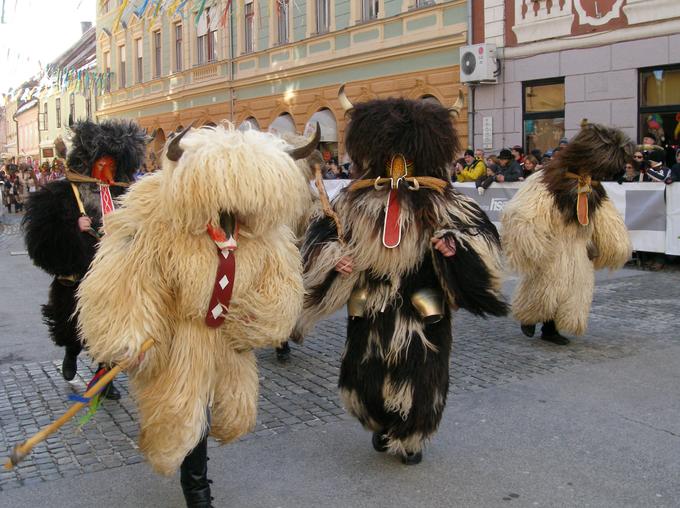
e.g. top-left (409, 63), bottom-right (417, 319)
top-left (420, 94), bottom-right (441, 105)
top-left (239, 117), bottom-right (260, 131)
top-left (268, 113), bottom-right (295, 135)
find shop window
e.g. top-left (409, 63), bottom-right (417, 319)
top-left (523, 79), bottom-right (565, 154)
top-left (639, 65), bottom-right (680, 159)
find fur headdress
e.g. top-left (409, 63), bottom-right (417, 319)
top-left (341, 90), bottom-right (461, 181)
top-left (547, 122), bottom-right (634, 182)
top-left (67, 119), bottom-right (147, 182)
top-left (157, 123), bottom-right (316, 236)
top-left (543, 123), bottom-right (634, 225)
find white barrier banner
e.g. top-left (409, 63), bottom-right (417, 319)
top-left (319, 179), bottom-right (678, 254)
top-left (666, 183), bottom-right (680, 256)
top-left (454, 182), bottom-right (669, 254)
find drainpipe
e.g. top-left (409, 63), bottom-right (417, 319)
top-left (466, 0), bottom-right (474, 149)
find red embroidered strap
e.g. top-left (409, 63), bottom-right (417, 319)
top-left (205, 222), bottom-right (238, 328)
top-left (99, 184), bottom-right (115, 216)
top-left (382, 189), bottom-right (401, 248)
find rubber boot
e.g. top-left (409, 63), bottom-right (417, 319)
top-left (180, 435), bottom-right (213, 508)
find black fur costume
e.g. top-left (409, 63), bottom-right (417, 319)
top-left (23, 120), bottom-right (147, 364)
top-left (296, 93), bottom-right (508, 462)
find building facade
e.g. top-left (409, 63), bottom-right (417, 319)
top-left (471, 0), bottom-right (680, 158)
top-left (15, 99), bottom-right (40, 161)
top-left (3, 98), bottom-right (18, 160)
top-left (95, 0), bottom-right (470, 159)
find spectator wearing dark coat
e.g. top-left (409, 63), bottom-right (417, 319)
top-left (494, 149), bottom-right (523, 183)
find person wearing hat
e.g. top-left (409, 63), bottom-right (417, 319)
top-left (642, 132), bottom-right (657, 146)
top-left (456, 149), bottom-right (487, 182)
top-left (511, 145), bottom-right (525, 166)
top-left (494, 148), bottom-right (523, 183)
top-left (646, 148), bottom-right (672, 183)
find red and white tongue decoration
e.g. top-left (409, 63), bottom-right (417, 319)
top-left (99, 185), bottom-right (115, 217)
top-left (205, 222), bottom-right (239, 328)
top-left (382, 188), bottom-right (402, 248)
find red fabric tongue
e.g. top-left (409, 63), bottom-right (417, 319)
top-left (576, 192), bottom-right (589, 226)
top-left (205, 247), bottom-right (236, 328)
top-left (382, 189), bottom-right (401, 248)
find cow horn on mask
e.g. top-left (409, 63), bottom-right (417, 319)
top-left (338, 84), bottom-right (354, 115)
top-left (166, 123), bottom-right (193, 162)
top-left (146, 128), bottom-right (159, 144)
top-left (448, 89), bottom-right (465, 119)
top-left (285, 122), bottom-right (321, 161)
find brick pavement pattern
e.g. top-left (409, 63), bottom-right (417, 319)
top-left (1, 210), bottom-right (678, 490)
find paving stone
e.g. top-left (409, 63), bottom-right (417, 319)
top-left (1, 267), bottom-right (679, 490)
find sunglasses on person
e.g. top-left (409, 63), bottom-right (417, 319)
top-left (633, 155), bottom-right (644, 159)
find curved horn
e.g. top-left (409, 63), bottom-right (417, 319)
top-left (338, 84), bottom-right (354, 115)
top-left (145, 128), bottom-right (159, 144)
top-left (286, 122), bottom-right (321, 161)
top-left (448, 89), bottom-right (465, 119)
top-left (166, 123), bottom-right (193, 162)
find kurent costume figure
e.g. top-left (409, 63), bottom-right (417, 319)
top-left (275, 129), bottom-right (325, 361)
top-left (502, 123), bottom-right (633, 345)
top-left (295, 87), bottom-right (508, 464)
top-left (76, 124), bottom-right (318, 507)
top-left (23, 120), bottom-right (148, 398)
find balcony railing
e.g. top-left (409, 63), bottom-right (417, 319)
top-left (192, 62), bottom-right (220, 81)
top-left (513, 0), bottom-right (574, 44)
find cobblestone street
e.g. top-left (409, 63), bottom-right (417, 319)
top-left (1, 215), bottom-right (679, 496)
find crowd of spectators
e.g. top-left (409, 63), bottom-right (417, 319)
top-left (1, 157), bottom-right (42, 214)
top-left (452, 132), bottom-right (680, 193)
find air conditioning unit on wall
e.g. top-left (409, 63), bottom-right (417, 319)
top-left (460, 43), bottom-right (498, 84)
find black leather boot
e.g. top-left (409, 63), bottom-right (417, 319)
top-left (401, 450), bottom-right (423, 465)
top-left (520, 323), bottom-right (536, 338)
top-left (96, 364), bottom-right (121, 400)
top-left (372, 431), bottom-right (389, 452)
top-left (61, 349), bottom-right (78, 381)
top-left (181, 435), bottom-right (213, 508)
top-left (276, 341), bottom-right (291, 362)
top-left (540, 320), bottom-right (570, 345)
top-left (101, 382), bottom-right (121, 400)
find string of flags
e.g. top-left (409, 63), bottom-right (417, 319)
top-left (108, 0), bottom-right (234, 32)
top-left (44, 64), bottom-right (114, 96)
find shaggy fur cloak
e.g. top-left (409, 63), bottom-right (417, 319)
top-left (76, 125), bottom-right (310, 475)
top-left (23, 120), bottom-right (147, 355)
top-left (501, 123), bottom-right (633, 335)
top-left (297, 96), bottom-right (507, 457)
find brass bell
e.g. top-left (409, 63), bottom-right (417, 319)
top-left (411, 288), bottom-right (444, 324)
top-left (347, 286), bottom-right (369, 318)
